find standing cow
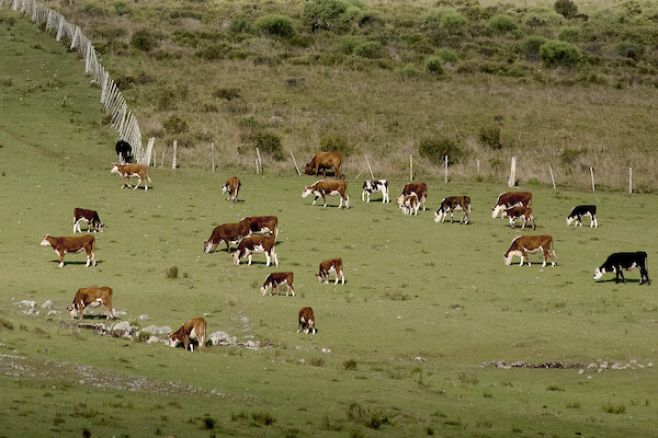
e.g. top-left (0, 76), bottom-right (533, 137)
top-left (503, 235), bottom-right (556, 267)
top-left (434, 196), bottom-right (471, 224)
top-left (115, 140), bottom-right (133, 163)
top-left (506, 205), bottom-right (536, 230)
top-left (233, 235), bottom-right (278, 266)
top-left (593, 252), bottom-right (650, 285)
top-left (222, 176), bottom-right (241, 202)
top-left (298, 307), bottom-right (317, 334)
top-left (304, 152), bottom-right (343, 179)
top-left (67, 287), bottom-right (114, 320)
top-left (397, 193), bottom-right (420, 216)
top-left (73, 208), bottom-right (104, 233)
top-left (567, 205), bottom-right (598, 228)
top-left (260, 272), bottom-right (295, 296)
top-left (204, 223), bottom-right (242, 253)
top-left (362, 180), bottom-right (390, 203)
top-left (302, 180), bottom-right (350, 209)
top-left (317, 258), bottom-right (346, 285)
top-left (169, 317), bottom-right (207, 352)
top-left (492, 192), bottom-right (532, 218)
top-left (111, 163), bottom-right (151, 191)
top-left (40, 234), bottom-right (96, 268)
top-left (401, 182), bottom-right (428, 211)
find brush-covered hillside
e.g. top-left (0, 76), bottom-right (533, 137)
top-left (8, 0), bottom-right (658, 189)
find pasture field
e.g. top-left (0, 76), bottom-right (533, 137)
top-left (2, 9), bottom-right (658, 438)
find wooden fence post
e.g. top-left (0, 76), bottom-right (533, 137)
top-left (211, 142), bottom-right (216, 172)
top-left (444, 155), bottom-right (448, 184)
top-left (409, 154), bottom-right (413, 181)
top-left (364, 154), bottom-right (375, 181)
top-left (476, 159), bottom-right (480, 175)
top-left (290, 151), bottom-right (301, 176)
top-left (153, 147), bottom-right (157, 168)
top-left (628, 167), bottom-right (633, 195)
top-left (548, 165), bottom-right (556, 190)
top-left (144, 137), bottom-right (155, 166)
top-left (508, 156), bottom-right (516, 188)
top-left (256, 148), bottom-right (263, 175)
top-left (589, 166), bottom-right (595, 192)
top-left (171, 140), bottom-right (177, 170)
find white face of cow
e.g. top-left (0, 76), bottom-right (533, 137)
top-left (66, 304), bottom-right (79, 318)
top-left (504, 251), bottom-right (522, 266)
top-left (566, 216), bottom-right (576, 226)
top-left (492, 205), bottom-right (505, 218)
top-left (110, 164), bottom-right (120, 174)
top-left (168, 334), bottom-right (180, 348)
top-left (221, 185), bottom-right (228, 194)
top-left (593, 267), bottom-right (605, 280)
top-left (301, 187), bottom-right (313, 198)
top-left (396, 195), bottom-right (405, 207)
top-left (40, 237), bottom-right (50, 246)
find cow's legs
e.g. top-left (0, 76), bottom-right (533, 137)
top-left (247, 254), bottom-right (252, 266)
top-left (340, 270), bottom-right (345, 285)
top-left (265, 252), bottom-right (271, 267)
top-left (288, 285), bottom-right (295, 297)
top-left (272, 251), bottom-right (279, 267)
top-left (338, 197), bottom-right (344, 209)
top-left (58, 251), bottom-right (65, 268)
top-left (321, 195), bottom-right (328, 208)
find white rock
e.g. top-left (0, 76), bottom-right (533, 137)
top-left (321, 348), bottom-right (332, 354)
top-left (16, 300), bottom-right (36, 309)
top-left (41, 300), bottom-right (54, 310)
top-left (414, 356), bottom-right (425, 362)
top-left (209, 331), bottom-right (237, 346)
top-left (113, 310), bottom-right (127, 318)
top-left (138, 314), bottom-right (149, 321)
top-left (158, 326), bottom-right (172, 335)
top-left (244, 340), bottom-right (259, 350)
top-left (240, 316), bottom-right (250, 324)
top-left (47, 310), bottom-right (59, 317)
top-left (111, 321), bottom-right (132, 335)
top-left (147, 336), bottom-right (161, 344)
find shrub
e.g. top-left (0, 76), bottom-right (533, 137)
top-left (435, 48), bottom-right (458, 64)
top-left (488, 15), bottom-right (517, 33)
top-left (540, 40), bottom-right (580, 66)
top-left (353, 41), bottom-right (386, 59)
top-left (203, 417), bottom-right (216, 430)
top-left (213, 87), bottom-right (240, 100)
top-left (478, 126), bottom-right (502, 150)
top-left (309, 357), bottom-right (325, 367)
top-left (419, 137), bottom-right (464, 165)
top-left (343, 359), bottom-right (358, 370)
top-left (554, 0), bottom-right (578, 19)
top-left (251, 411), bottom-right (275, 426)
top-left (558, 26), bottom-right (581, 42)
top-left (425, 56), bottom-right (444, 74)
top-left (163, 115), bottom-right (188, 134)
top-left (165, 266), bottom-right (178, 279)
top-left (194, 44), bottom-right (226, 61)
top-left (397, 63), bottom-right (421, 80)
top-left (230, 19), bottom-right (252, 34)
top-left (320, 133), bottom-right (353, 156)
top-left (602, 402), bottom-right (626, 414)
top-left (303, 0), bottom-right (358, 33)
top-left (617, 42), bottom-right (644, 60)
top-left (426, 9), bottom-right (467, 34)
top-left (130, 29), bottom-right (160, 52)
top-left (335, 35), bottom-right (369, 54)
top-left (251, 131), bottom-right (284, 161)
top-left (520, 36), bottom-right (547, 60)
top-left (255, 14), bottom-right (295, 38)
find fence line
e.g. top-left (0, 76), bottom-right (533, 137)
top-left (1, 0), bottom-right (144, 162)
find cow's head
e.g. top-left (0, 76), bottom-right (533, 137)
top-left (362, 180), bottom-right (374, 191)
top-left (304, 161), bottom-right (315, 175)
top-left (168, 332), bottom-right (182, 348)
top-left (40, 234), bottom-right (51, 246)
top-left (593, 266), bottom-right (606, 281)
top-left (301, 187), bottom-right (314, 198)
top-left (110, 163), bottom-right (120, 174)
top-left (396, 194), bottom-right (406, 207)
top-left (433, 211), bottom-right (443, 223)
top-left (221, 184), bottom-right (228, 194)
top-left (492, 204), bottom-right (505, 218)
top-left (260, 284), bottom-right (270, 295)
top-left (566, 215), bottom-right (577, 226)
top-left (503, 249), bottom-right (521, 266)
top-left (66, 303), bottom-right (80, 318)
top-left (94, 221), bottom-right (105, 232)
top-left (203, 240), bottom-right (213, 254)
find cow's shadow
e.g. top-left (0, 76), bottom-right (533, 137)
top-left (49, 260), bottom-right (103, 266)
top-left (598, 278), bottom-right (644, 284)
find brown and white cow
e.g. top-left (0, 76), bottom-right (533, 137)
top-left (298, 307), bottom-right (317, 334)
top-left (491, 191), bottom-right (532, 218)
top-left (317, 258), bottom-right (345, 285)
top-left (397, 193), bottom-right (420, 216)
top-left (504, 235), bottom-right (556, 267)
top-left (234, 234), bottom-right (278, 266)
top-left (40, 234), bottom-right (96, 268)
top-left (73, 208), bottom-right (104, 233)
top-left (169, 317), bottom-right (207, 352)
top-left (238, 216), bottom-right (278, 237)
top-left (222, 176), bottom-right (241, 202)
top-left (260, 272), bottom-right (295, 296)
top-left (67, 286), bottom-right (114, 320)
top-left (434, 196), bottom-right (471, 224)
top-left (304, 152), bottom-right (343, 179)
top-left (506, 205), bottom-right (536, 230)
top-left (204, 223), bottom-right (242, 253)
top-left (302, 180), bottom-right (350, 209)
top-left (111, 163), bottom-right (151, 191)
top-left (402, 182), bottom-right (428, 210)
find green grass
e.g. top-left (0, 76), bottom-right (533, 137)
top-left (1, 6), bottom-right (658, 438)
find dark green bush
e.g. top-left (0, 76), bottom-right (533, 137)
top-left (540, 40), bottom-right (580, 66)
top-left (558, 26), bottom-right (580, 42)
top-left (419, 137), bottom-right (464, 165)
top-left (230, 18), bottom-right (252, 34)
top-left (425, 9), bottom-right (467, 42)
top-left (554, 0), bottom-right (578, 19)
top-left (520, 36), bottom-right (547, 60)
top-left (163, 115), bottom-right (188, 134)
top-left (213, 87), bottom-right (240, 100)
top-left (320, 133), bottom-right (353, 156)
top-left (353, 41), bottom-right (386, 59)
top-left (488, 15), bottom-right (517, 33)
top-left (397, 63), bottom-right (421, 80)
top-left (335, 35), bottom-right (369, 54)
top-left (478, 126), bottom-right (502, 150)
top-left (255, 14), bottom-right (296, 38)
top-left (303, 0), bottom-right (358, 33)
top-left (435, 48), bottom-right (458, 64)
top-left (617, 42), bottom-right (644, 60)
top-left (251, 131), bottom-right (284, 161)
top-left (194, 44), bottom-right (226, 61)
top-left (130, 29), bottom-right (160, 52)
top-left (113, 1), bottom-right (131, 16)
top-left (425, 56), bottom-right (444, 74)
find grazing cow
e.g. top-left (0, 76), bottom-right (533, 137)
top-left (567, 205), bottom-right (598, 228)
top-left (222, 176), bottom-right (241, 202)
top-left (73, 208), bottom-right (104, 233)
top-left (260, 272), bottom-right (295, 296)
top-left (397, 193), bottom-right (420, 216)
top-left (169, 317), bottom-right (207, 352)
top-left (110, 163), bottom-right (151, 191)
top-left (506, 205), bottom-right (536, 230)
top-left (434, 196), bottom-right (471, 224)
top-left (115, 140), bottom-right (133, 163)
top-left (238, 216), bottom-right (278, 237)
top-left (67, 287), bottom-right (114, 320)
top-left (304, 152), bottom-right (343, 179)
top-left (362, 179), bottom-right (390, 203)
top-left (298, 307), bottom-right (317, 334)
top-left (40, 234), bottom-right (96, 268)
top-left (402, 182), bottom-right (428, 210)
top-left (594, 252), bottom-right (650, 285)
top-left (234, 234), bottom-right (278, 266)
top-left (302, 180), bottom-right (350, 209)
top-left (504, 235), bottom-right (556, 267)
top-left (204, 223), bottom-right (242, 253)
top-left (317, 258), bottom-right (345, 285)
top-left (491, 191), bottom-right (532, 218)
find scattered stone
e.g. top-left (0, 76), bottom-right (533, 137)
top-left (414, 356), bottom-right (425, 362)
top-left (47, 310), bottom-right (59, 317)
top-left (110, 321), bottom-right (137, 338)
top-left (15, 300), bottom-right (36, 309)
top-left (240, 316), bottom-right (250, 325)
top-left (243, 340), bottom-right (259, 350)
top-left (208, 331), bottom-right (237, 347)
top-left (147, 336), bottom-right (161, 344)
top-left (113, 310), bottom-right (127, 318)
top-left (41, 300), bottom-right (54, 310)
top-left (321, 348), bottom-right (332, 354)
top-left (138, 314), bottom-right (149, 321)
top-left (142, 325), bottom-right (171, 335)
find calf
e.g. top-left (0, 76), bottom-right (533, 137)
top-left (73, 207), bottom-right (104, 233)
top-left (492, 191), bottom-right (532, 218)
top-left (593, 252), bottom-right (650, 285)
top-left (204, 223), bottom-right (242, 253)
top-left (506, 205), bottom-right (536, 230)
top-left (233, 234), bottom-right (278, 266)
top-left (298, 307), bottom-right (317, 334)
top-left (40, 234), bottom-right (96, 268)
top-left (260, 272), bottom-right (295, 296)
top-left (317, 258), bottom-right (345, 285)
top-left (238, 216), bottom-right (278, 237)
top-left (362, 179), bottom-right (390, 203)
top-left (567, 205), bottom-right (598, 228)
top-left (115, 140), bottom-right (133, 163)
top-left (110, 163), bottom-right (151, 191)
top-left (504, 235), bottom-right (556, 267)
top-left (302, 180), bottom-right (350, 209)
top-left (169, 317), bottom-right (207, 352)
top-left (222, 176), bottom-right (241, 202)
top-left (304, 152), bottom-right (343, 179)
top-left (67, 287), bottom-right (114, 320)
top-left (402, 182), bottom-right (428, 210)
top-left (434, 196), bottom-right (471, 224)
top-left (397, 193), bottom-right (420, 216)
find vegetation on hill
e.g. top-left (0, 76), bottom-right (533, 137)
top-left (9, 0), bottom-right (658, 190)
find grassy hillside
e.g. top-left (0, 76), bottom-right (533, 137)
top-left (2, 13), bottom-right (658, 437)
top-left (5, 0), bottom-right (657, 190)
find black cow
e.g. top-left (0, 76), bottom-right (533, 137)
top-left (567, 205), bottom-right (598, 228)
top-left (593, 252), bottom-right (650, 285)
top-left (115, 140), bottom-right (133, 163)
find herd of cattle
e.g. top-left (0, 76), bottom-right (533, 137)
top-left (38, 150), bottom-right (650, 351)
